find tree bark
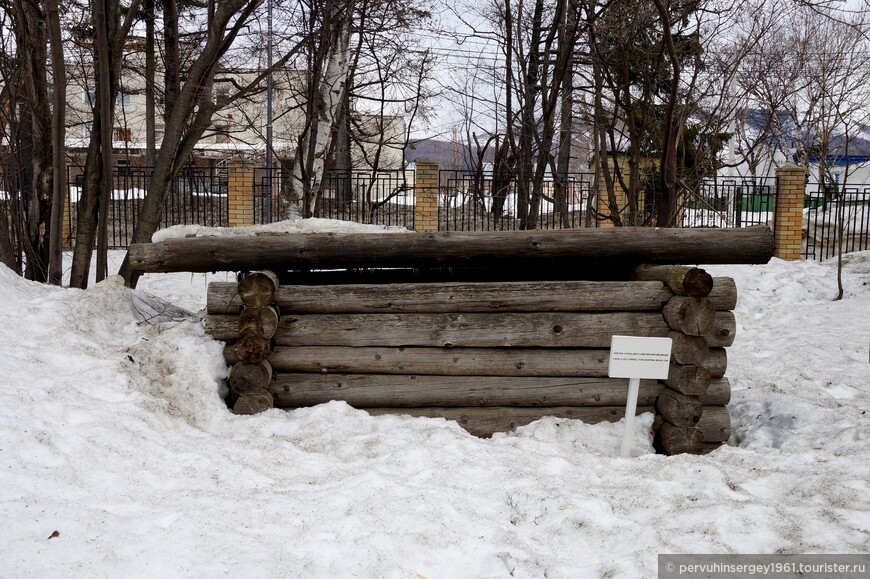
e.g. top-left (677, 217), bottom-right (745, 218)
top-left (46, 0), bottom-right (66, 285)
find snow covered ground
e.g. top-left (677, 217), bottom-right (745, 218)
top-left (0, 220), bottom-right (867, 577)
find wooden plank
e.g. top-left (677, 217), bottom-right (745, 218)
top-left (206, 312), bottom-right (671, 347)
top-left (705, 311), bottom-right (736, 348)
top-left (270, 374), bottom-right (663, 408)
top-left (129, 226), bottom-right (776, 273)
top-left (207, 280), bottom-right (674, 315)
top-left (361, 406), bottom-right (654, 438)
top-left (708, 277), bottom-right (737, 311)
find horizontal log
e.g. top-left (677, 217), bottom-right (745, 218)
top-left (231, 332), bottom-right (272, 364)
top-left (206, 312), bottom-right (671, 348)
top-left (233, 391), bottom-right (274, 415)
top-left (633, 265), bottom-right (713, 297)
top-left (270, 374), bottom-right (662, 408)
top-left (697, 405), bottom-right (731, 442)
top-left (223, 345), bottom-right (729, 379)
top-left (664, 364), bottom-right (711, 395)
top-left (669, 332), bottom-right (708, 366)
top-left (701, 442), bottom-right (726, 454)
top-left (663, 296), bottom-right (715, 336)
top-left (129, 226), bottom-right (775, 274)
top-left (207, 280), bottom-right (673, 315)
top-left (655, 423), bottom-right (705, 455)
top-left (656, 388), bottom-right (703, 427)
top-left (238, 270), bottom-right (279, 307)
top-left (699, 378), bottom-right (731, 406)
top-left (229, 361), bottom-right (273, 395)
top-left (238, 305), bottom-right (280, 339)
top-left (707, 277), bottom-right (737, 311)
top-left (362, 406), bottom-right (654, 438)
top-left (705, 311), bottom-right (736, 348)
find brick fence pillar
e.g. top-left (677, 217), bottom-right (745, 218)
top-left (414, 161), bottom-right (439, 232)
top-left (774, 163), bottom-right (806, 261)
top-left (227, 160), bottom-right (254, 227)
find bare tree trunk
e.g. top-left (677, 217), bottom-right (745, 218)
top-left (162, 0), bottom-right (180, 124)
top-left (289, 1), bottom-right (354, 218)
top-left (94, 0), bottom-right (116, 283)
top-left (145, 0), bottom-right (157, 167)
top-left (46, 0), bottom-right (66, 285)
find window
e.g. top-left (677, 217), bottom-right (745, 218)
top-left (83, 87), bottom-right (96, 106)
top-left (116, 159), bottom-right (131, 177)
top-left (116, 91), bottom-right (131, 106)
top-left (115, 127), bottom-right (132, 142)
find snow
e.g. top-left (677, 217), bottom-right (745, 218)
top-left (0, 220), bottom-right (868, 577)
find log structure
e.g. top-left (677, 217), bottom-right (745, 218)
top-left (203, 264), bottom-right (739, 455)
top-left (126, 229), bottom-right (761, 454)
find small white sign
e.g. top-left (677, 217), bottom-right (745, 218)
top-left (608, 335), bottom-right (673, 380)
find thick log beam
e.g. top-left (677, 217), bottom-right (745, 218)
top-left (229, 360), bottom-right (273, 395)
top-left (270, 374), bottom-right (662, 408)
top-left (223, 346), bottom-right (728, 379)
top-left (233, 391), bottom-right (274, 415)
top-left (656, 423), bottom-right (705, 455)
top-left (665, 364), bottom-right (711, 395)
top-left (633, 265), bottom-right (713, 297)
top-left (699, 379), bottom-right (731, 406)
top-left (662, 296), bottom-right (716, 336)
top-left (238, 305), bottom-right (280, 339)
top-left (206, 312), bottom-right (670, 348)
top-left (707, 278), bottom-right (737, 311)
top-left (207, 280), bottom-right (673, 315)
top-left (705, 311), bottom-right (737, 348)
top-left (669, 332), bottom-right (708, 366)
top-left (129, 226), bottom-right (775, 274)
top-left (238, 270), bottom-right (280, 307)
top-left (656, 388), bottom-right (703, 427)
top-left (362, 406), bottom-right (654, 438)
top-left (697, 405), bottom-right (731, 442)
top-left (231, 332), bottom-right (272, 364)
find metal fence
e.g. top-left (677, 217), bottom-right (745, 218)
top-left (67, 165), bottom-right (228, 249)
top-left (802, 185), bottom-right (870, 260)
top-left (438, 170), bottom-right (594, 231)
top-left (254, 169), bottom-right (415, 229)
top-left (678, 177), bottom-right (776, 229)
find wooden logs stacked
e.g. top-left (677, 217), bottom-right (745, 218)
top-left (634, 265), bottom-right (734, 454)
top-left (225, 271), bottom-right (280, 415)
top-left (205, 268), bottom-right (737, 455)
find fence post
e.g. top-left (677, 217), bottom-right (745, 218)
top-left (228, 160), bottom-right (254, 227)
top-left (774, 163), bottom-right (806, 261)
top-left (414, 161), bottom-right (439, 232)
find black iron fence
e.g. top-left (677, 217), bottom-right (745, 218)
top-left (678, 176), bottom-right (776, 229)
top-left (254, 169), bottom-right (415, 229)
top-left (802, 185), bottom-right (870, 260)
top-left (438, 170), bottom-right (594, 231)
top-left (66, 165), bottom-right (228, 249)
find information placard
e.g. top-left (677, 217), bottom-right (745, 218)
top-left (608, 335), bottom-right (673, 379)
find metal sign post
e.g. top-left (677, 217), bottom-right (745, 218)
top-left (609, 335), bottom-right (673, 457)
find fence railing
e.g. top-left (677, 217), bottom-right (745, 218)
top-left (66, 165), bottom-right (228, 249)
top-left (678, 177), bottom-right (776, 229)
top-left (802, 185), bottom-right (870, 260)
top-left (254, 169), bottom-right (415, 229)
top-left (438, 170), bottom-right (594, 231)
